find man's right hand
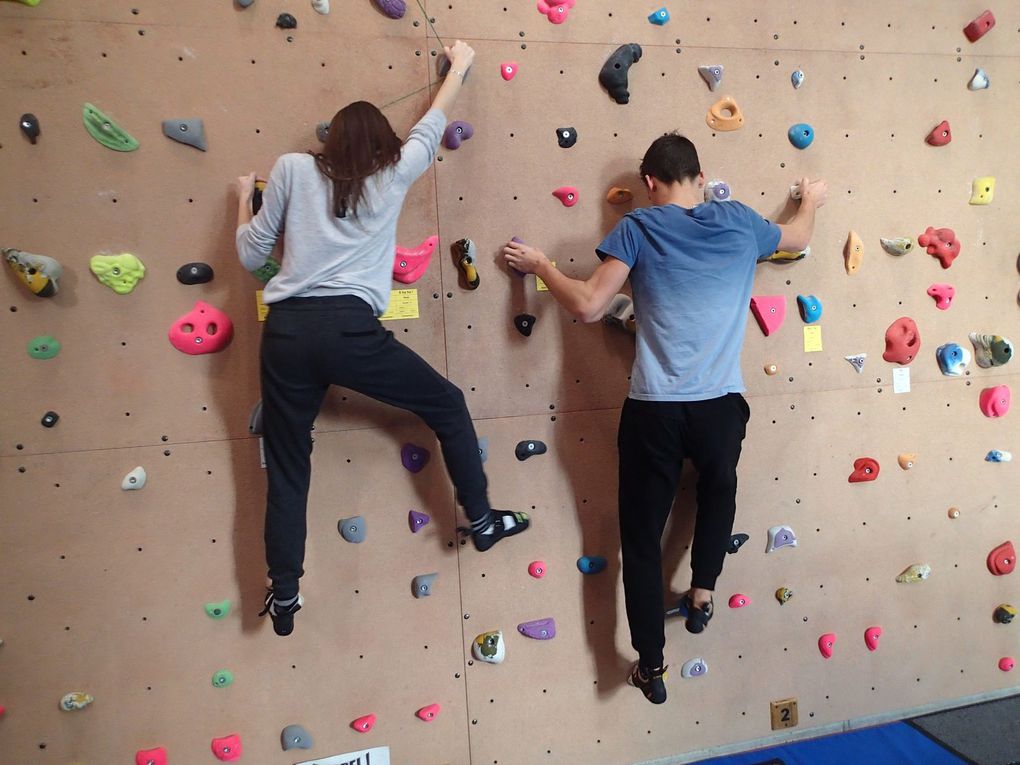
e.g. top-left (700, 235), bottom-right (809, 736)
top-left (798, 177), bottom-right (828, 209)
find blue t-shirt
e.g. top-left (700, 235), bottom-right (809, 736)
top-left (596, 201), bottom-right (781, 401)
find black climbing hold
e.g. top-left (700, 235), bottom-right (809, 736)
top-left (556, 127), bottom-right (578, 149)
top-left (176, 262), bottom-right (214, 285)
top-left (252, 179), bottom-right (266, 214)
top-left (514, 313), bottom-right (537, 337)
top-left (727, 533), bottom-right (749, 554)
top-left (20, 113), bottom-right (40, 144)
top-left (599, 44), bottom-right (642, 104)
top-left (41, 411), bottom-right (59, 428)
top-left (276, 13), bottom-right (297, 29)
top-left (515, 440), bottom-right (547, 461)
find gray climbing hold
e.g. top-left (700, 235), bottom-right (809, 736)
top-left (237, 0), bottom-right (255, 6)
top-left (249, 400), bottom-right (263, 435)
top-left (515, 440), bottom-right (547, 461)
top-left (276, 12), bottom-right (297, 28)
top-left (20, 113), bottom-right (40, 144)
top-left (338, 515), bottom-right (366, 543)
top-left (412, 573), bottom-right (437, 598)
top-left (698, 65), bottom-right (724, 92)
top-left (599, 43), bottom-right (642, 104)
top-left (162, 118), bottom-right (207, 151)
top-left (478, 436), bottom-right (488, 463)
top-left (316, 121), bottom-right (330, 143)
top-left (281, 724), bottom-right (313, 751)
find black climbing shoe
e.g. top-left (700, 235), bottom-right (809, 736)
top-left (628, 663), bottom-right (668, 704)
top-left (258, 589), bottom-right (303, 637)
top-left (684, 594), bottom-right (713, 634)
top-left (459, 510), bottom-right (530, 552)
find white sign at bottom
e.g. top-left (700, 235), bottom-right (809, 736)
top-left (294, 746), bottom-right (390, 765)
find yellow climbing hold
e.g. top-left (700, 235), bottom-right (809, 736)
top-left (896, 563), bottom-right (931, 583)
top-left (969, 176), bottom-right (995, 205)
top-left (90, 253), bottom-right (146, 294)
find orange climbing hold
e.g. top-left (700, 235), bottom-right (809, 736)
top-left (844, 230), bottom-right (864, 274)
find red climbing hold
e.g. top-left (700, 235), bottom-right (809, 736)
top-left (211, 734), bottom-right (242, 762)
top-left (1000, 657), bottom-right (1016, 672)
top-left (848, 457), bottom-right (880, 483)
top-left (537, 0), bottom-right (575, 24)
top-left (882, 317), bottom-right (921, 365)
top-left (749, 295), bottom-right (786, 336)
top-left (552, 186), bottom-right (579, 207)
top-left (352, 714), bottom-right (377, 732)
top-left (927, 283), bottom-right (955, 310)
top-left (964, 10), bottom-right (995, 42)
top-left (393, 235), bottom-right (438, 284)
top-left (864, 626), bottom-right (883, 652)
top-left (169, 301), bottom-right (235, 355)
top-left (925, 120), bottom-right (952, 146)
top-left (500, 61), bottom-right (519, 81)
top-left (136, 748), bottom-right (168, 765)
top-left (416, 703), bottom-right (441, 721)
top-left (987, 541), bottom-right (1016, 576)
top-left (979, 385), bottom-right (1011, 418)
top-left (918, 227), bottom-right (960, 269)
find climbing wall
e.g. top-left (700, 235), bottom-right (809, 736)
top-left (1, 1), bottom-right (1019, 764)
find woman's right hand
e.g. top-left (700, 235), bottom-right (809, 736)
top-left (445, 39), bottom-right (475, 73)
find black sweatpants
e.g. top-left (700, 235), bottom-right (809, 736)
top-left (617, 394), bottom-right (749, 669)
top-left (260, 295), bottom-right (490, 599)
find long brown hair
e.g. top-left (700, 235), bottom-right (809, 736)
top-left (311, 101), bottom-right (402, 218)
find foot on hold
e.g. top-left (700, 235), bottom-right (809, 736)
top-left (258, 590), bottom-right (303, 636)
top-left (683, 594), bottom-right (713, 634)
top-left (460, 509), bottom-right (530, 552)
top-left (628, 663), bottom-right (667, 704)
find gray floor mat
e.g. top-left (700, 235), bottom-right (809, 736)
top-left (909, 695), bottom-right (1020, 765)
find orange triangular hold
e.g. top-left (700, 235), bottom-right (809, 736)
top-left (750, 295), bottom-right (787, 336)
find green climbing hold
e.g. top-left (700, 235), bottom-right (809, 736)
top-left (4, 0), bottom-right (42, 6)
top-left (90, 253), bottom-right (145, 294)
top-left (82, 103), bottom-right (139, 152)
top-left (251, 255), bottom-right (281, 283)
top-left (211, 669), bottom-right (234, 688)
top-left (27, 334), bottom-right (61, 359)
top-left (204, 600), bottom-right (231, 619)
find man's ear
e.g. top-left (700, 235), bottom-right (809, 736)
top-left (643, 174), bottom-right (656, 194)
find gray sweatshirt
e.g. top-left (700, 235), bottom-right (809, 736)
top-left (235, 107), bottom-right (447, 314)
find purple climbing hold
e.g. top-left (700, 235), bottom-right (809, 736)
top-left (401, 443), bottom-right (431, 473)
top-left (374, 0), bottom-right (406, 19)
top-left (443, 121), bottom-right (474, 150)
top-left (408, 510), bottom-right (430, 532)
top-left (517, 617), bottom-right (556, 640)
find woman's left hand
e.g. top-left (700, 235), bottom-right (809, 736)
top-left (235, 172), bottom-right (257, 200)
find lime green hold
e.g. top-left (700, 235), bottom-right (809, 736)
top-left (251, 256), bottom-right (281, 283)
top-left (28, 334), bottom-right (61, 359)
top-left (4, 0), bottom-right (42, 5)
top-left (82, 103), bottom-right (139, 152)
top-left (204, 600), bottom-right (231, 619)
top-left (211, 670), bottom-right (234, 688)
top-left (90, 253), bottom-right (145, 294)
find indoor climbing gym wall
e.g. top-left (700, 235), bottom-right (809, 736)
top-left (1, 1), bottom-right (1019, 764)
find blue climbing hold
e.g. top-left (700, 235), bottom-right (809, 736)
top-left (788, 123), bottom-right (814, 149)
top-left (577, 555), bottom-right (607, 574)
top-left (797, 294), bottom-right (822, 323)
top-left (648, 7), bottom-right (669, 25)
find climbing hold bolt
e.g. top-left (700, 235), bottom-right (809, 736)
top-left (162, 118), bottom-right (207, 151)
top-left (728, 533), bottom-right (749, 554)
top-left (927, 283), bottom-right (955, 310)
top-left (401, 443), bottom-right (430, 473)
top-left (969, 333), bottom-right (1012, 368)
top-left (936, 343), bottom-right (970, 376)
top-left (27, 335), bottom-right (61, 360)
top-left (19, 113), bottom-right (40, 144)
top-left (211, 670), bottom-right (234, 688)
top-left (374, 0), bottom-right (406, 19)
top-left (537, 0), bottom-right (574, 24)
top-left (412, 573), bottom-right (438, 598)
top-left (845, 353), bottom-right (867, 373)
top-left (791, 69), bottom-right (805, 89)
top-left (704, 179), bottom-right (731, 202)
top-left (880, 237), bottom-right (913, 256)
top-left (788, 123), bottom-right (814, 149)
top-left (416, 704), bottom-right (441, 722)
top-left (442, 120), bottom-right (473, 150)
top-left (728, 594), bottom-right (750, 609)
top-left (999, 657), bottom-right (1015, 672)
top-left (276, 12), bottom-right (297, 28)
top-left (765, 525), bottom-right (797, 553)
top-left (205, 600), bottom-right (231, 619)
top-left (82, 103), bottom-right (139, 151)
top-left (796, 294), bottom-right (822, 324)
top-left (818, 633), bottom-right (836, 660)
top-left (749, 295), bottom-right (786, 336)
top-left (169, 301), bottom-right (234, 355)
top-left (515, 440), bottom-right (547, 460)
top-left (176, 262), bottom-right (214, 285)
top-left (994, 604), bottom-right (1016, 624)
top-left (211, 734), bottom-right (242, 761)
top-left (648, 7), bottom-right (669, 25)
top-left (896, 563), bottom-right (931, 583)
top-left (706, 96), bottom-right (744, 131)
top-left (681, 657), bottom-right (708, 678)
top-left (351, 714), bottom-right (376, 732)
top-left (897, 454), bottom-right (917, 470)
top-left (337, 516), bottom-right (366, 544)
top-left (472, 630), bottom-right (505, 664)
top-left (607, 187), bottom-right (633, 205)
top-left (577, 555), bottom-right (607, 574)
top-left (452, 238), bottom-right (479, 289)
top-left (556, 127), bottom-right (578, 148)
top-left (518, 617), bottom-right (556, 639)
top-left (552, 186), bottom-right (579, 207)
top-left (59, 692), bottom-right (94, 711)
top-left (918, 227), bottom-right (960, 268)
top-left (968, 68), bottom-right (990, 90)
top-left (122, 466), bottom-right (147, 491)
top-left (40, 411), bottom-right (59, 428)
top-left (963, 10), bottom-right (995, 42)
top-left (4, 248), bottom-right (62, 297)
top-left (986, 450), bottom-right (1012, 463)
top-left (987, 541), bottom-right (1016, 576)
top-left (528, 560), bottom-right (546, 578)
top-left (599, 44), bottom-right (642, 105)
top-left (393, 235), bottom-right (438, 284)
top-left (848, 457), bottom-right (880, 483)
top-left (979, 385), bottom-right (1010, 418)
top-left (775, 587), bottom-right (793, 605)
top-left (500, 61), bottom-right (518, 81)
top-left (514, 313), bottom-right (537, 337)
top-left (925, 120), bottom-right (952, 146)
top-left (882, 317), bottom-right (920, 365)
top-left (281, 725), bottom-right (313, 751)
top-left (408, 510), bottom-right (430, 533)
top-left (698, 65), bottom-right (724, 92)
top-left (844, 230), bottom-right (864, 274)
top-left (969, 176), bottom-right (995, 204)
top-left (90, 253), bottom-right (146, 294)
top-left (864, 626), bottom-right (882, 652)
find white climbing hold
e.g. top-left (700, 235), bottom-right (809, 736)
top-left (121, 466), bottom-right (147, 490)
top-left (791, 69), bottom-right (805, 89)
top-left (311, 0), bottom-right (329, 12)
top-left (472, 630), bottom-right (505, 664)
top-left (766, 525), bottom-right (797, 553)
top-left (60, 692), bottom-right (94, 711)
top-left (681, 657), bottom-right (708, 678)
top-left (968, 68), bottom-right (989, 90)
top-left (845, 353), bottom-right (867, 373)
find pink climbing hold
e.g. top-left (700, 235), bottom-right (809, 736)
top-left (728, 594), bottom-right (750, 609)
top-left (864, 626), bottom-right (883, 652)
top-left (927, 283), bottom-right (955, 310)
top-left (537, 0), bottom-right (575, 24)
top-left (169, 301), bottom-right (234, 355)
top-left (848, 457), bottom-right (880, 483)
top-left (500, 61), bottom-right (519, 81)
top-left (528, 560), bottom-right (547, 578)
top-left (416, 703), bottom-right (441, 722)
top-left (408, 510), bottom-right (430, 533)
top-left (882, 317), bottom-right (921, 365)
top-left (749, 295), bottom-right (787, 336)
top-left (979, 385), bottom-right (1011, 418)
top-left (987, 541), bottom-right (1016, 576)
top-left (393, 235), bottom-right (438, 284)
top-left (211, 734), bottom-right (242, 762)
top-left (818, 633), bottom-right (836, 659)
top-left (136, 748), bottom-right (168, 765)
top-left (374, 0), bottom-right (406, 19)
top-left (918, 227), bottom-right (961, 269)
top-left (552, 186), bottom-right (579, 207)
top-left (1000, 657), bottom-right (1015, 672)
top-left (351, 714), bottom-right (377, 732)
top-left (964, 10), bottom-right (995, 42)
top-left (925, 120), bottom-right (952, 146)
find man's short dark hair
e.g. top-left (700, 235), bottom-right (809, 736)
top-left (639, 132), bottom-right (701, 184)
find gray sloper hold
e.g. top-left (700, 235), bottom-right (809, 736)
top-left (162, 118), bottom-right (207, 151)
top-left (515, 440), bottom-right (547, 461)
top-left (316, 121), bottom-right (330, 143)
top-left (412, 573), bottom-right (437, 598)
top-left (599, 43), bottom-right (642, 104)
top-left (338, 515), bottom-right (366, 543)
top-left (281, 724), bottom-right (313, 751)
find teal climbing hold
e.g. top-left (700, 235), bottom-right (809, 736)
top-left (788, 123), bottom-right (814, 149)
top-left (27, 334), bottom-right (60, 359)
top-left (205, 600), bottom-right (231, 619)
top-left (577, 555), bottom-right (607, 574)
top-left (211, 670), bottom-right (234, 688)
top-left (648, 7), bottom-right (669, 25)
top-left (82, 103), bottom-right (139, 152)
